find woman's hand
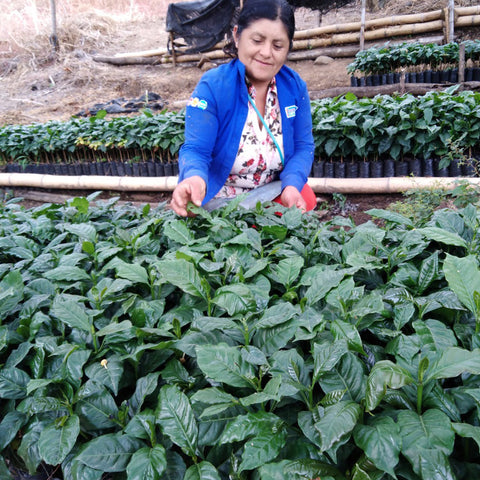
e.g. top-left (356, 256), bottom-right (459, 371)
top-left (280, 186), bottom-right (307, 213)
top-left (170, 176), bottom-right (206, 216)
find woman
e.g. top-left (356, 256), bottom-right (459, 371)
top-left (170, 0), bottom-right (315, 216)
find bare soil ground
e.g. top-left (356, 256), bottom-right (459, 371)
top-left (0, 0), bottom-right (478, 222)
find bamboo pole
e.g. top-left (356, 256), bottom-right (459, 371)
top-left (1, 173), bottom-right (480, 195)
top-left (290, 20), bottom-right (445, 51)
top-left (50, 0), bottom-right (59, 53)
top-left (448, 0), bottom-right (455, 42)
top-left (360, 0), bottom-right (366, 51)
top-left (293, 10), bottom-right (443, 39)
top-left (0, 174), bottom-right (179, 191)
top-left (459, 42), bottom-right (465, 83)
top-left (455, 6), bottom-right (480, 16)
top-left (455, 14), bottom-right (480, 27)
top-left (308, 177), bottom-right (480, 194)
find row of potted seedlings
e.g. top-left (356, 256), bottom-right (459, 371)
top-left (348, 40), bottom-right (480, 86)
top-left (1, 89), bottom-right (480, 179)
top-left (350, 67), bottom-right (480, 86)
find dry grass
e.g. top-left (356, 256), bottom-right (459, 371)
top-left (0, 0), bottom-right (177, 59)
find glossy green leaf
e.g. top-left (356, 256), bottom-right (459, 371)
top-left (331, 319), bottom-right (365, 355)
top-left (50, 297), bottom-right (91, 332)
top-left (76, 434), bottom-right (144, 472)
top-left (196, 343), bottom-right (256, 388)
top-left (398, 409), bottom-right (455, 476)
top-left (85, 355), bottom-right (123, 396)
top-left (126, 445), bottom-right (167, 480)
top-left (0, 367), bottom-right (30, 399)
top-left (443, 253), bottom-right (480, 315)
top-left (353, 417), bottom-right (401, 477)
top-left (452, 422), bottom-right (480, 451)
top-left (0, 411), bottom-right (27, 450)
top-left (38, 415), bottom-right (80, 465)
top-left (163, 219), bottom-right (194, 245)
top-left (156, 384), bottom-right (198, 457)
top-left (157, 259), bottom-right (208, 298)
top-left (365, 360), bottom-right (414, 411)
top-left (314, 401), bottom-right (362, 452)
top-left (267, 256), bottom-right (304, 287)
top-left (212, 283), bottom-right (256, 315)
top-left (425, 346), bottom-right (480, 382)
top-left (184, 461), bottom-right (221, 480)
top-left (0, 270), bottom-right (24, 317)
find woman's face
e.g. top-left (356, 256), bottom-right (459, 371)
top-left (233, 18), bottom-right (290, 89)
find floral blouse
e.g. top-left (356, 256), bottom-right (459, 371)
top-left (216, 78), bottom-right (284, 198)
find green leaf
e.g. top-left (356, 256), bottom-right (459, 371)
top-left (76, 433), bottom-right (144, 472)
top-left (184, 461), bottom-right (221, 480)
top-left (157, 259), bottom-right (208, 299)
top-left (353, 417), bottom-right (401, 477)
top-left (0, 367), bottom-right (30, 399)
top-left (163, 220), bottom-right (194, 245)
top-left (303, 270), bottom-right (345, 306)
top-left (85, 356), bottom-right (124, 396)
top-left (76, 389), bottom-right (119, 430)
top-left (443, 254), bottom-right (480, 315)
top-left (116, 261), bottom-right (150, 285)
top-left (331, 319), bottom-right (365, 355)
top-left (283, 459), bottom-right (345, 479)
top-left (267, 256), bottom-right (304, 287)
top-left (425, 346), bottom-right (480, 382)
top-left (255, 302), bottom-right (300, 328)
top-left (313, 339), bottom-right (349, 380)
top-left (38, 415), bottom-right (80, 465)
top-left (239, 426), bottom-right (287, 472)
top-left (412, 319), bottom-right (457, 353)
top-left (196, 343), bottom-right (256, 388)
top-left (0, 411), bottom-right (27, 450)
top-left (218, 412), bottom-right (287, 472)
top-left (418, 227), bottom-right (467, 248)
top-left (314, 401), bottom-right (362, 453)
top-left (156, 385), bottom-right (198, 458)
top-left (50, 297), bottom-right (91, 332)
top-left (398, 409), bottom-right (455, 476)
top-left (365, 360), bottom-right (414, 412)
top-left (129, 372), bottom-right (161, 414)
top-left (212, 284), bottom-right (256, 315)
top-left (366, 208), bottom-right (413, 227)
top-left (44, 265), bottom-right (91, 282)
top-left (0, 270), bottom-right (24, 317)
top-left (126, 445), bottom-right (167, 480)
top-left (452, 422), bottom-right (480, 451)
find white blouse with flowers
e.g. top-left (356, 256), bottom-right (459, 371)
top-left (215, 78), bottom-right (284, 198)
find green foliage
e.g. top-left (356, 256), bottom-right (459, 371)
top-left (347, 40), bottom-right (480, 75)
top-left (0, 109), bottom-right (186, 165)
top-left (2, 90), bottom-right (480, 168)
top-left (312, 87), bottom-right (480, 162)
top-left (2, 195), bottom-right (480, 479)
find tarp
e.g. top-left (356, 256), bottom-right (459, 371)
top-left (166, 0), bottom-right (239, 54)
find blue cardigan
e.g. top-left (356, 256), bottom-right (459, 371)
top-left (178, 58), bottom-right (314, 205)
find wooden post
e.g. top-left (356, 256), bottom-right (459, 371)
top-left (360, 0), bottom-right (366, 51)
top-left (49, 0), bottom-right (59, 53)
top-left (459, 42), bottom-right (465, 83)
top-left (169, 32), bottom-right (177, 67)
top-left (448, 0), bottom-right (455, 42)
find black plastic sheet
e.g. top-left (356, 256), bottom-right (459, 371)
top-left (166, 0), bottom-right (239, 53)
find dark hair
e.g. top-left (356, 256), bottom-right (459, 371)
top-left (224, 0), bottom-right (295, 57)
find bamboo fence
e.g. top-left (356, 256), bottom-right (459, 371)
top-left (94, 4), bottom-right (480, 66)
